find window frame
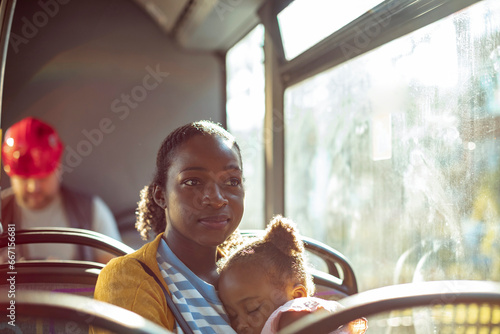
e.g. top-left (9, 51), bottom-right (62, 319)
top-left (255, 0), bottom-right (484, 222)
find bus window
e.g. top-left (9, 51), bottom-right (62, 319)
top-left (283, 0), bottom-right (500, 291)
top-left (277, 0), bottom-right (384, 60)
top-left (226, 24), bottom-right (265, 230)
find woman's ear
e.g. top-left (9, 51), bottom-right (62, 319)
top-left (152, 184), bottom-right (167, 209)
top-left (291, 284), bottom-right (308, 299)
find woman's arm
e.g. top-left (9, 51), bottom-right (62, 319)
top-left (94, 257), bottom-right (175, 330)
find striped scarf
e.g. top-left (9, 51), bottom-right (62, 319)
top-left (156, 239), bottom-right (236, 334)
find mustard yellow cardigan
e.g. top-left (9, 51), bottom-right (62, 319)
top-left (93, 233), bottom-right (175, 330)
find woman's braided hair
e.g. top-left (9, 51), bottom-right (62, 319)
top-left (135, 120), bottom-right (244, 254)
top-left (218, 215), bottom-right (315, 295)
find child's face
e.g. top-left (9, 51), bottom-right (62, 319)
top-left (219, 263), bottom-right (295, 334)
top-left (161, 134), bottom-right (244, 248)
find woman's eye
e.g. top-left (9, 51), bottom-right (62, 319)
top-left (225, 177), bottom-right (241, 186)
top-left (183, 179), bottom-right (200, 186)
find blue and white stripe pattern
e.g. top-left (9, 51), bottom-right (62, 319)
top-left (156, 239), bottom-right (236, 334)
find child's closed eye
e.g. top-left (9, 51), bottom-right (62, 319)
top-left (246, 305), bottom-right (261, 314)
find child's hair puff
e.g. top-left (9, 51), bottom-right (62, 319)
top-left (219, 215), bottom-right (315, 295)
top-left (263, 215), bottom-right (305, 257)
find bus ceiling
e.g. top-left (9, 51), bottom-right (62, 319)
top-left (131, 0), bottom-right (269, 52)
top-left (0, 0), bottom-right (271, 54)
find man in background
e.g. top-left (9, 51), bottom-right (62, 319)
top-left (1, 117), bottom-right (122, 263)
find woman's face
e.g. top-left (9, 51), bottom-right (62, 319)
top-left (162, 134), bottom-right (244, 248)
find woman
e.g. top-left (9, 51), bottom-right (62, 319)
top-left (93, 120), bottom-right (244, 333)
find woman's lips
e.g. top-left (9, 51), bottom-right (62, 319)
top-left (199, 215), bottom-right (230, 229)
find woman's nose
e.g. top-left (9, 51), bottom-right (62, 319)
top-left (201, 182), bottom-right (228, 208)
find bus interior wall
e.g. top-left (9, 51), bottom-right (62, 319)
top-left (2, 0), bottom-right (227, 243)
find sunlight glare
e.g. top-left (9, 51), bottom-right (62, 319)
top-left (278, 0), bottom-right (385, 59)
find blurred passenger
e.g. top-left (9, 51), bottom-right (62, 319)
top-left (218, 215), bottom-right (367, 334)
top-left (1, 117), bottom-right (121, 263)
top-left (93, 120), bottom-right (245, 333)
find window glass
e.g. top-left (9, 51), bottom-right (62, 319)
top-left (278, 0), bottom-right (384, 60)
top-left (226, 25), bottom-right (265, 229)
top-left (284, 0), bottom-right (500, 291)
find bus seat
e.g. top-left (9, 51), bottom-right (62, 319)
top-left (0, 227), bottom-right (135, 261)
top-left (393, 240), bottom-right (430, 284)
top-left (393, 239), bottom-right (482, 285)
top-left (0, 260), bottom-right (103, 298)
top-left (412, 239), bottom-right (487, 282)
top-left (0, 288), bottom-right (174, 334)
top-left (241, 230), bottom-right (358, 300)
top-left (0, 228), bottom-right (130, 302)
top-left (279, 280), bottom-right (500, 334)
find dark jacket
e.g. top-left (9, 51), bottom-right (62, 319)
top-left (1, 186), bottom-right (94, 260)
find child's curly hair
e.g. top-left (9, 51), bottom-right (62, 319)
top-left (135, 120), bottom-right (244, 255)
top-left (219, 215), bottom-right (315, 295)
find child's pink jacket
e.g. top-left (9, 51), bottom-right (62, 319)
top-left (261, 297), bottom-right (367, 334)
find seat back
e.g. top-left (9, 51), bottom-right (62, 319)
top-left (0, 229), bottom-right (131, 332)
top-left (0, 260), bottom-right (103, 299)
top-left (0, 228), bottom-right (124, 298)
top-left (0, 227), bottom-right (135, 258)
top-left (280, 280), bottom-right (500, 334)
top-left (0, 289), bottom-right (174, 334)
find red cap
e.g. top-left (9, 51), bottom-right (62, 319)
top-left (2, 117), bottom-right (64, 178)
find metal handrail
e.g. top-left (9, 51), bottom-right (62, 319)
top-left (0, 227), bottom-right (135, 256)
top-left (281, 280), bottom-right (500, 334)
